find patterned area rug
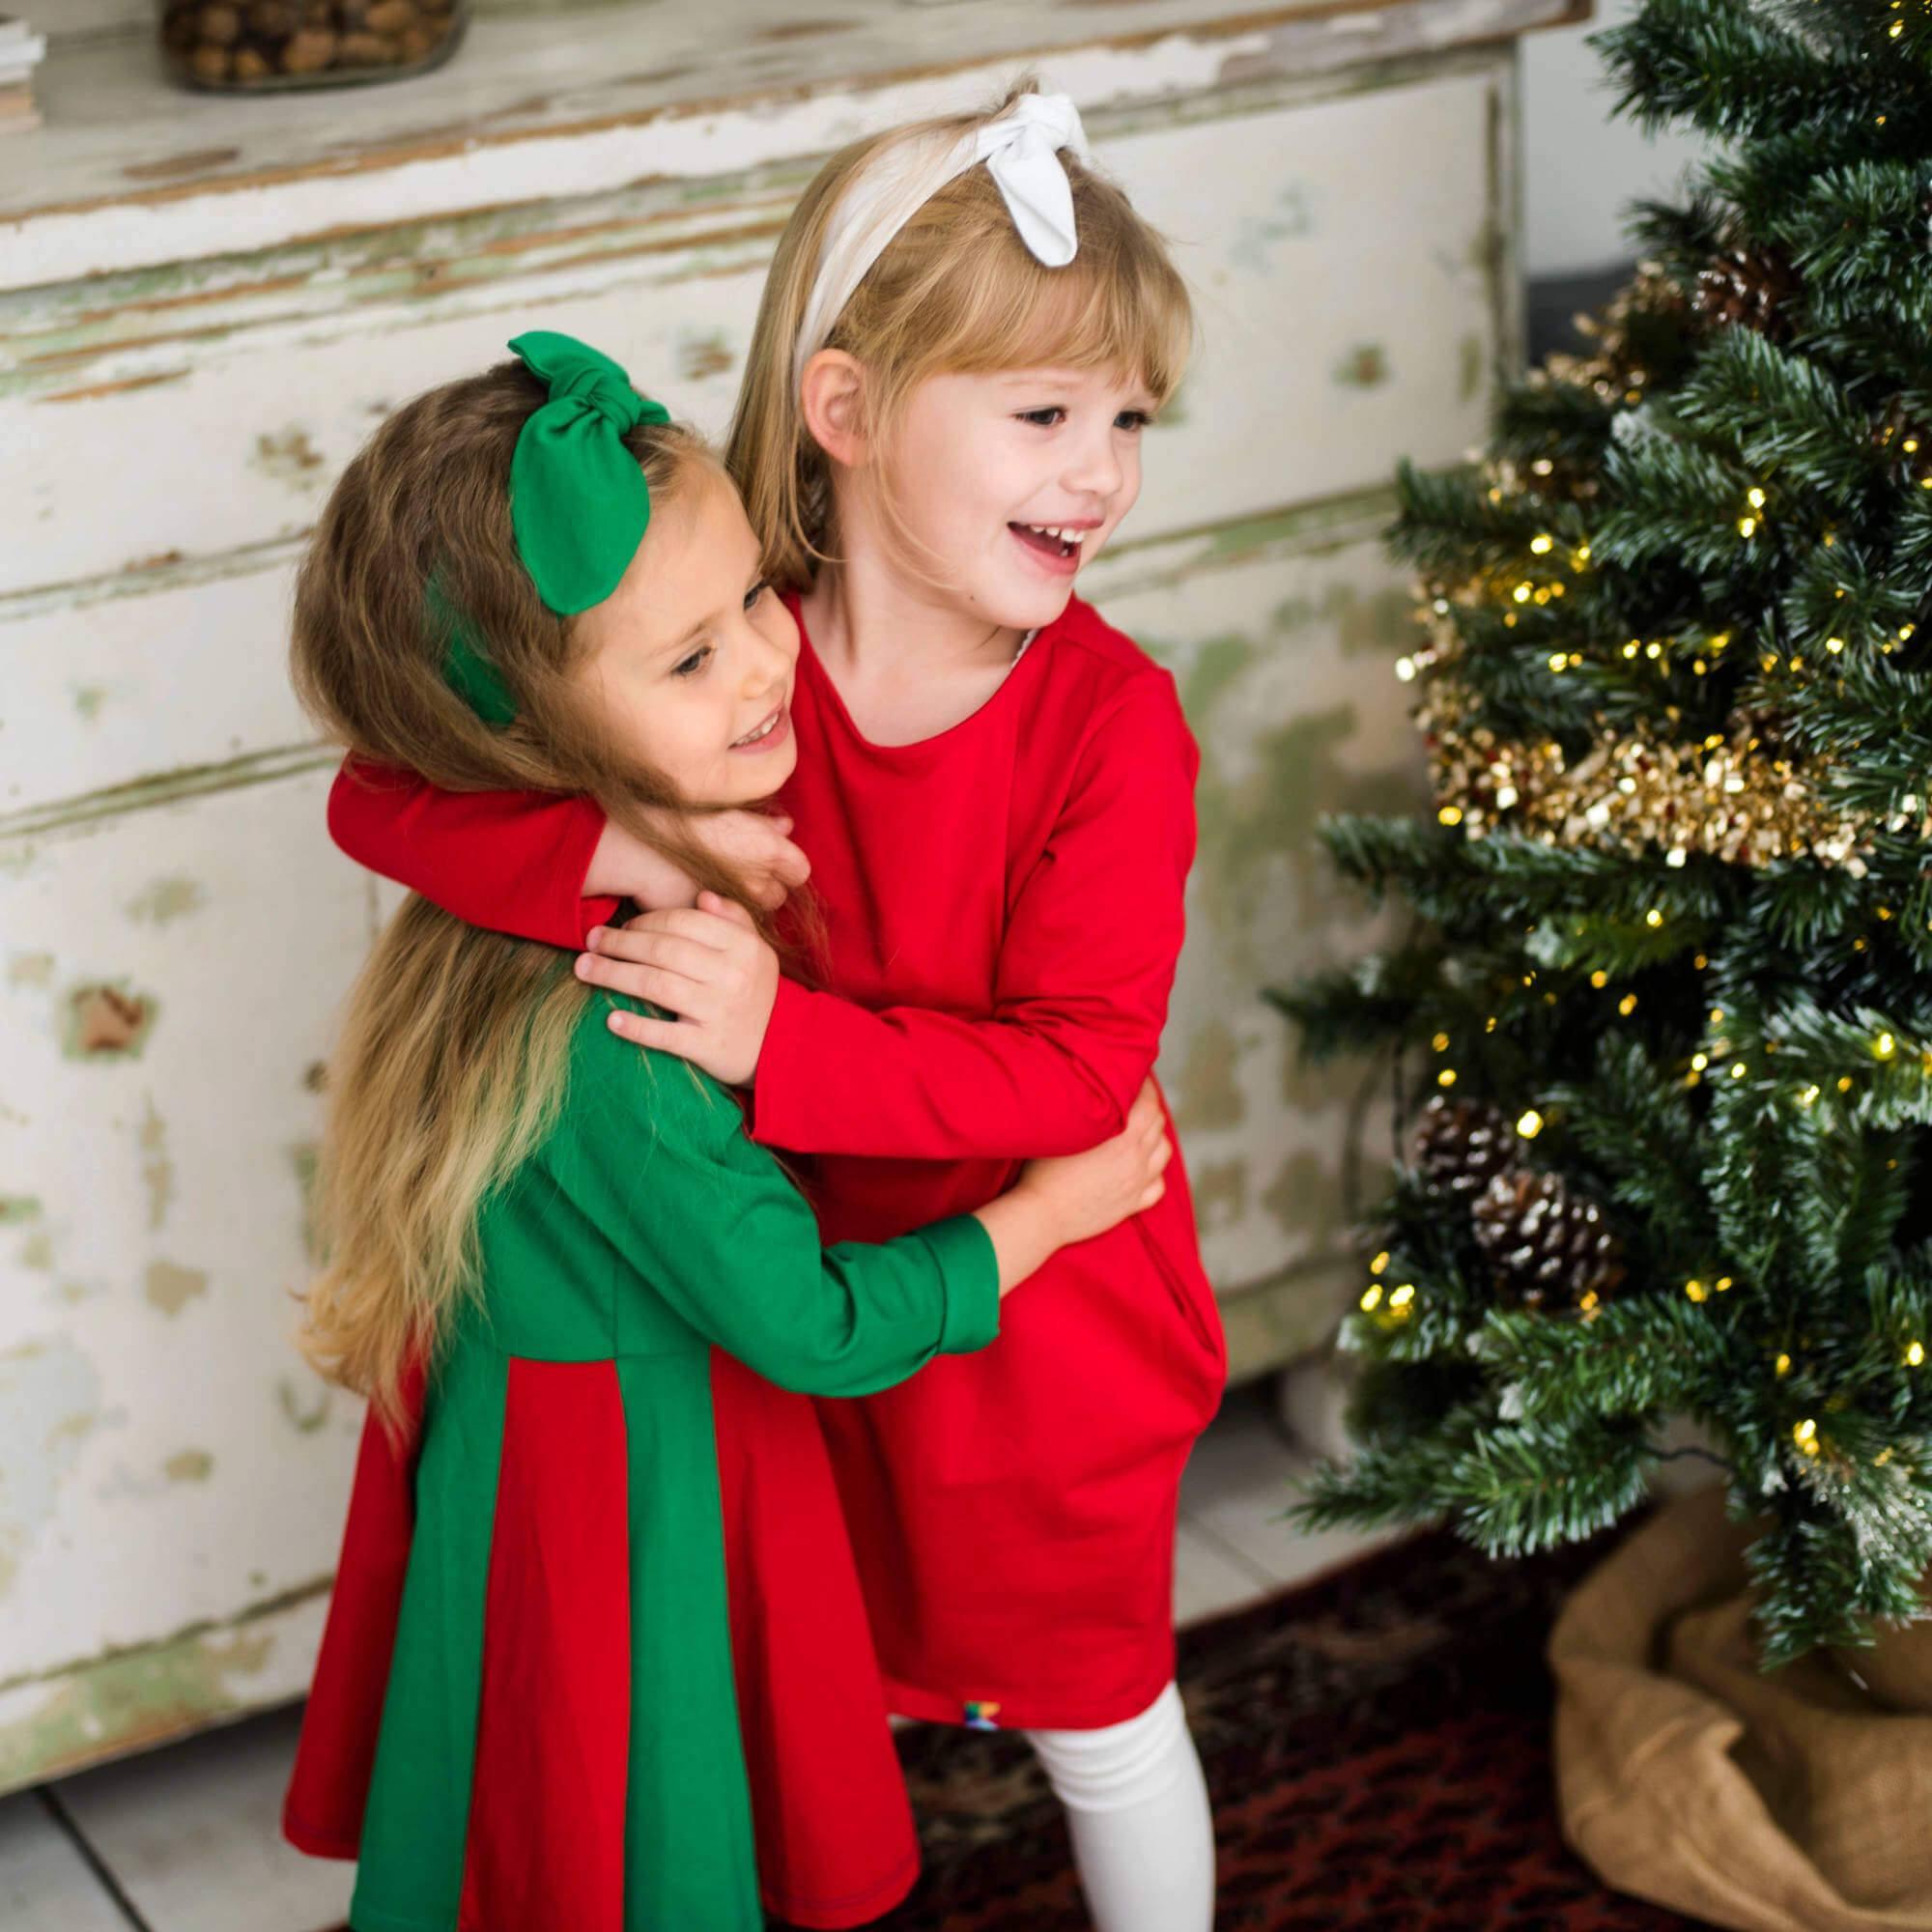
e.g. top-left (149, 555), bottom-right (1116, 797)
top-left (848, 1517), bottom-right (1719, 1931)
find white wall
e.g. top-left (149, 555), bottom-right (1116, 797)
top-left (1521, 0), bottom-right (1712, 278)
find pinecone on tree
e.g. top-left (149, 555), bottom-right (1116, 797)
top-left (1693, 240), bottom-right (1800, 340)
top-left (1471, 1168), bottom-right (1627, 1310)
top-left (1411, 1094), bottom-right (1518, 1201)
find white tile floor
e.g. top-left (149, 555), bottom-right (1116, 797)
top-left (0, 1380), bottom-right (1397, 1932)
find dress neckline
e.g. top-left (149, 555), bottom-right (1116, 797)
top-left (783, 589), bottom-right (1057, 756)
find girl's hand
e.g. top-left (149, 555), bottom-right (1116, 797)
top-left (1017, 1078), bottom-right (1172, 1244)
top-left (581, 894), bottom-right (779, 1088)
top-left (971, 1081), bottom-right (1172, 1296)
top-left (584, 810), bottom-right (810, 913)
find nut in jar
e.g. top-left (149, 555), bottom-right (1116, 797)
top-left (158, 0), bottom-right (468, 90)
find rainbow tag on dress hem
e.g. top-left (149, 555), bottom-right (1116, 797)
top-left (963, 1699), bottom-right (1002, 1731)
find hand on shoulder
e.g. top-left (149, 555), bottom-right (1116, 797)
top-left (577, 893), bottom-right (780, 1088)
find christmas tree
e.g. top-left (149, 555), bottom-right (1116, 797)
top-left (1279, 0), bottom-right (1932, 1666)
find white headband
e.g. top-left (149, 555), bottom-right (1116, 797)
top-left (792, 91), bottom-right (1095, 392)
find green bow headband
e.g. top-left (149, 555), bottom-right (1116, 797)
top-left (439, 329), bottom-right (672, 726)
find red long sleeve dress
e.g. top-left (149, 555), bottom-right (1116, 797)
top-left (325, 589), bottom-right (1227, 1734)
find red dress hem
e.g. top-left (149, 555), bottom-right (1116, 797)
top-left (762, 1845), bottom-right (921, 1930)
top-left (881, 1658), bottom-right (1179, 1735)
top-left (280, 1805), bottom-right (360, 1861)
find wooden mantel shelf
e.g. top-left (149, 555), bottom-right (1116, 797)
top-left (4, 0), bottom-right (1582, 294)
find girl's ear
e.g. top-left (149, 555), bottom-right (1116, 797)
top-left (799, 349), bottom-right (870, 469)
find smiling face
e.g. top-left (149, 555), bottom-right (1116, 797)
top-left (569, 462), bottom-right (800, 807)
top-left (871, 364), bottom-right (1156, 632)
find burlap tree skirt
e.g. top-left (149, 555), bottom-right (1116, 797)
top-left (1548, 1481), bottom-right (1932, 1931)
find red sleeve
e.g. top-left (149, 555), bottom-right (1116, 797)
top-left (749, 675), bottom-right (1199, 1160)
top-left (327, 758), bottom-right (618, 951)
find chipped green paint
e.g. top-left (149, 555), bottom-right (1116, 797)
top-left (144, 1261), bottom-right (208, 1317)
top-left (1329, 582), bottom-right (1416, 660)
top-left (1228, 180), bottom-right (1317, 275)
top-left (6, 952), bottom-right (53, 989)
top-left (250, 426), bottom-right (326, 492)
top-left (7, 52), bottom-right (1495, 400)
top-left (1216, 1258), bottom-right (1356, 1381)
top-left (1173, 1017), bottom-right (1245, 1132)
top-left (163, 1449), bottom-right (213, 1484)
top-left (1256, 583), bottom-right (1414, 660)
top-left (140, 1099), bottom-right (174, 1232)
top-left (1261, 1151), bottom-right (1353, 1251)
top-left (1333, 342), bottom-right (1390, 388)
top-left (1279, 1041), bottom-right (1369, 1116)
top-left (1178, 632), bottom-right (1256, 724)
top-left (0, 745), bottom-right (333, 843)
top-left (48, 1412), bottom-right (92, 1451)
top-left (1459, 330), bottom-right (1486, 403)
top-left (676, 327), bottom-right (737, 384)
top-left (0, 1622), bottom-right (280, 1793)
top-left (1190, 698), bottom-right (1420, 970)
top-left (61, 981), bottom-right (157, 1061)
top-left (2, 185), bottom-right (795, 409)
top-left (72, 687), bottom-right (106, 722)
top-left (1172, 492), bottom-right (1398, 576)
top-left (0, 1195), bottom-right (41, 1226)
top-left (1189, 1158), bottom-right (1248, 1235)
top-left (1107, 527), bottom-right (1427, 1367)
top-left (277, 1376), bottom-right (332, 1435)
top-left (0, 1337), bottom-right (100, 1603)
top-left (289, 1141), bottom-right (321, 1264)
top-left (20, 1233), bottom-right (53, 1272)
top-left (126, 877), bottom-right (206, 926)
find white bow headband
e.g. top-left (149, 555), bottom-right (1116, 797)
top-left (792, 91), bottom-right (1094, 392)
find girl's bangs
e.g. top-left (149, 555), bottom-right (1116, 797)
top-left (943, 238), bottom-right (1192, 404)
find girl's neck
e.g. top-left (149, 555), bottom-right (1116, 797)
top-left (797, 558), bottom-right (1032, 749)
top-left (799, 554), bottom-right (1025, 685)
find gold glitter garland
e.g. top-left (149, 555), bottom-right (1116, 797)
top-left (1418, 676), bottom-right (1892, 872)
top-left (1388, 258), bottom-right (1928, 875)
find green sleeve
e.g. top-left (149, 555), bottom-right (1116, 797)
top-left (547, 1001), bottom-right (1001, 1394)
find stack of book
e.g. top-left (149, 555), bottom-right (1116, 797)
top-left (0, 14), bottom-right (44, 133)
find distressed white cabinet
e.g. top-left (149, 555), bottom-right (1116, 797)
top-left (0, 0), bottom-right (1572, 1787)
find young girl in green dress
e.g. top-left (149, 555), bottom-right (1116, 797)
top-left (284, 332), bottom-right (1169, 1932)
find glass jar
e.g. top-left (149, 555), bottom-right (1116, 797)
top-left (158, 1), bottom-right (469, 91)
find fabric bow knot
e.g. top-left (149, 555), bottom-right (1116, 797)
top-left (438, 331), bottom-right (674, 727)
top-left (508, 329), bottom-right (671, 616)
top-left (971, 93), bottom-right (1090, 269)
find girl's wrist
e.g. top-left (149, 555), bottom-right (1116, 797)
top-left (972, 1187), bottom-right (1058, 1297)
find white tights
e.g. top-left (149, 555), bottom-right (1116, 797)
top-left (1022, 1682), bottom-right (1216, 1932)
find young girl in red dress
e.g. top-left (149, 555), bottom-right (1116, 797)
top-left (316, 82), bottom-right (1225, 1929)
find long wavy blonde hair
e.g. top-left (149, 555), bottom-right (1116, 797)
top-left (291, 361), bottom-right (772, 1431)
top-left (725, 74), bottom-right (1196, 592)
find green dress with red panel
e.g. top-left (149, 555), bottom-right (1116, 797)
top-left (324, 990), bottom-right (999, 1932)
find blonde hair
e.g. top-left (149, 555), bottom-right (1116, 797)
top-left (727, 75), bottom-right (1196, 590)
top-left (291, 361), bottom-right (768, 1430)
